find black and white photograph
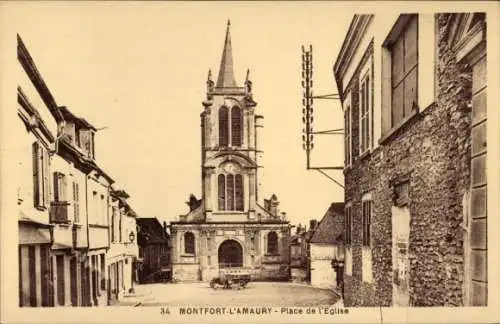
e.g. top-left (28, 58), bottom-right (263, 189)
top-left (0, 1), bottom-right (499, 323)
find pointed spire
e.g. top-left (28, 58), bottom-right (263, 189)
top-left (216, 20), bottom-right (238, 88)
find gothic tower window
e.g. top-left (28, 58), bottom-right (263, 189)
top-left (218, 105), bottom-right (243, 147)
top-left (217, 172), bottom-right (244, 211)
top-left (226, 174), bottom-right (235, 210)
top-left (184, 232), bottom-right (195, 255)
top-left (219, 106), bottom-right (229, 147)
top-left (267, 231), bottom-right (278, 254)
top-left (218, 174), bottom-right (226, 211)
top-left (235, 174), bottom-right (244, 211)
top-left (231, 106), bottom-right (242, 146)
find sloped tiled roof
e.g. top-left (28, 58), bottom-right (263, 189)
top-left (309, 202), bottom-right (345, 244)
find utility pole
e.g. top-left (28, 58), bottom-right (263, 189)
top-left (300, 44), bottom-right (344, 188)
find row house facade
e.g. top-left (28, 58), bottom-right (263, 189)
top-left (136, 218), bottom-right (170, 283)
top-left (17, 34), bottom-right (139, 307)
top-left (333, 13), bottom-right (487, 306)
top-left (107, 189), bottom-right (139, 304)
top-left (17, 34), bottom-right (62, 307)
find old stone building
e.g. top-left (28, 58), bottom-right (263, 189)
top-left (308, 202), bottom-right (345, 290)
top-left (170, 21), bottom-right (291, 282)
top-left (333, 13), bottom-right (487, 306)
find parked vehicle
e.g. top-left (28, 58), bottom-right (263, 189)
top-left (210, 268), bottom-right (251, 290)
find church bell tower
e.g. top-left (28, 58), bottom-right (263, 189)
top-left (200, 20), bottom-right (263, 222)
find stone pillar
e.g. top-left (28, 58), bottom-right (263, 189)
top-left (88, 256), bottom-right (94, 306)
top-left (254, 116), bottom-right (264, 202)
top-left (51, 256), bottom-right (58, 306)
top-left (204, 169), bottom-right (214, 219)
top-left (76, 254), bottom-right (82, 306)
top-left (64, 255), bottom-right (71, 306)
top-left (248, 169), bottom-right (256, 219)
top-left (34, 245), bottom-right (42, 306)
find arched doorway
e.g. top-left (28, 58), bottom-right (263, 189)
top-left (218, 240), bottom-right (243, 268)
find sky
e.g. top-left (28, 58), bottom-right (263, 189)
top-left (8, 2), bottom-right (352, 227)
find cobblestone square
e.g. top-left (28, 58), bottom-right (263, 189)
top-left (116, 282), bottom-right (342, 307)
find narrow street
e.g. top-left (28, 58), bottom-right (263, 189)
top-left (115, 282), bottom-right (342, 307)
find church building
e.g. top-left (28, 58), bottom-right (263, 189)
top-left (170, 21), bottom-right (291, 282)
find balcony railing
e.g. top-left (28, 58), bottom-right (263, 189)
top-left (50, 201), bottom-right (70, 224)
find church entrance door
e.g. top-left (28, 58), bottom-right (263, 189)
top-left (218, 240), bottom-right (243, 268)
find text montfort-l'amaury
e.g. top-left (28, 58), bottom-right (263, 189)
top-left (165, 307), bottom-right (349, 316)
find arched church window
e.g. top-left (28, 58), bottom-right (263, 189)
top-left (235, 174), bottom-right (244, 211)
top-left (231, 106), bottom-right (242, 147)
top-left (267, 231), bottom-right (278, 255)
top-left (184, 232), bottom-right (195, 254)
top-left (226, 174), bottom-right (235, 211)
top-left (218, 174), bottom-right (226, 211)
top-left (219, 106), bottom-right (229, 147)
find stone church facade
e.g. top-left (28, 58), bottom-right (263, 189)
top-left (170, 22), bottom-right (291, 282)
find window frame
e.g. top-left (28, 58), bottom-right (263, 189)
top-left (231, 105), bottom-right (242, 147)
top-left (184, 232), bottom-right (196, 255)
top-left (53, 172), bottom-right (67, 203)
top-left (343, 92), bottom-right (352, 168)
top-left (359, 64), bottom-right (373, 155)
top-left (218, 106), bottom-right (229, 147)
top-left (218, 104), bottom-right (243, 148)
top-left (266, 231), bottom-right (279, 255)
top-left (73, 181), bottom-right (80, 223)
top-left (388, 14), bottom-right (419, 128)
top-left (217, 172), bottom-right (245, 212)
top-left (362, 199), bottom-right (372, 247)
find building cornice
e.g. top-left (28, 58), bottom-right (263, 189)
top-left (333, 14), bottom-right (374, 98)
top-left (18, 86), bottom-right (55, 143)
top-left (17, 34), bottom-right (64, 123)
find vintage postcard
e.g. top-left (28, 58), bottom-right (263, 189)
top-left (0, 1), bottom-right (499, 323)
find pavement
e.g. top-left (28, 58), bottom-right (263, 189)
top-left (114, 281), bottom-right (343, 307)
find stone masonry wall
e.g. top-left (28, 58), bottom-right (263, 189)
top-left (344, 15), bottom-right (472, 307)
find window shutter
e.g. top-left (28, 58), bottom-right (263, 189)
top-left (381, 51), bottom-right (392, 135)
top-left (42, 148), bottom-right (50, 207)
top-left (32, 142), bottom-right (40, 207)
top-left (111, 208), bottom-right (115, 242)
top-left (53, 173), bottom-right (60, 202)
top-left (61, 174), bottom-right (67, 202)
top-left (73, 182), bottom-right (80, 223)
